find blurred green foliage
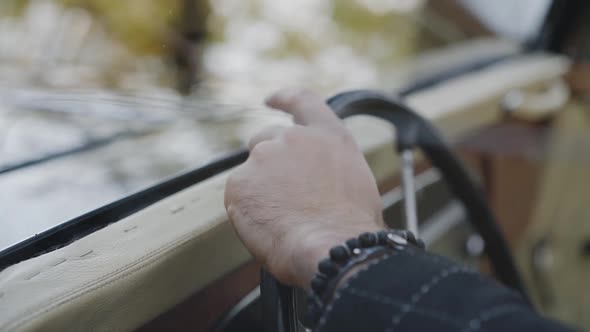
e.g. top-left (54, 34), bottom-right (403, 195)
top-left (60, 0), bottom-right (183, 54)
top-left (0, 0), bottom-right (29, 16)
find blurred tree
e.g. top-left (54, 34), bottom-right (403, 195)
top-left (0, 0), bottom-right (28, 16)
top-left (58, 0), bottom-right (210, 93)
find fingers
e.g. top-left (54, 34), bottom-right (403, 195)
top-left (265, 88), bottom-right (341, 129)
top-left (247, 125), bottom-right (288, 150)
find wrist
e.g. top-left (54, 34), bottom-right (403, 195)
top-left (304, 229), bottom-right (425, 326)
top-left (289, 223), bottom-right (384, 289)
top-left (332, 256), bottom-right (382, 290)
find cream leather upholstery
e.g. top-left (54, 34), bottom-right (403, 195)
top-left (0, 54), bottom-right (569, 332)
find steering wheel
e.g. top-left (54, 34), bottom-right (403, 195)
top-left (260, 90), bottom-right (529, 332)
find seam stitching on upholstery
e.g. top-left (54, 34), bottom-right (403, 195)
top-left (123, 225), bottom-right (138, 233)
top-left (23, 271), bottom-right (41, 281)
top-left (79, 250), bottom-right (93, 258)
top-left (49, 258), bottom-right (67, 267)
top-left (3, 220), bottom-right (225, 331)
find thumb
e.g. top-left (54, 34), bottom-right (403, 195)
top-left (265, 88), bottom-right (342, 129)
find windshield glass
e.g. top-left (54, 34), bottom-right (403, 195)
top-left (0, 0), bottom-right (549, 250)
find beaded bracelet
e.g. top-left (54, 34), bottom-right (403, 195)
top-left (306, 229), bottom-right (425, 324)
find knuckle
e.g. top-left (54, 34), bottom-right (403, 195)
top-left (282, 127), bottom-right (305, 144)
top-left (337, 130), bottom-right (355, 145)
top-left (224, 165), bottom-right (250, 205)
top-left (225, 201), bottom-right (236, 218)
top-left (283, 89), bottom-right (315, 109)
top-left (224, 175), bottom-right (239, 207)
top-left (225, 174), bottom-right (237, 192)
top-left (317, 130), bottom-right (343, 145)
top-left (326, 126), bottom-right (355, 145)
top-left (249, 141), bottom-right (276, 161)
top-left (247, 136), bottom-right (259, 150)
top-left (293, 89), bottom-right (315, 101)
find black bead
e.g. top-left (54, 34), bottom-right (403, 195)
top-left (318, 258), bottom-right (339, 277)
top-left (358, 232), bottom-right (377, 247)
top-left (345, 238), bottom-right (360, 250)
top-left (393, 230), bottom-right (408, 239)
top-left (305, 301), bottom-right (321, 323)
top-left (377, 231), bottom-right (389, 245)
top-left (416, 238), bottom-right (426, 249)
top-left (329, 245), bottom-right (350, 263)
top-left (307, 293), bottom-right (322, 307)
top-left (405, 231), bottom-right (416, 244)
top-left (311, 275), bottom-right (327, 294)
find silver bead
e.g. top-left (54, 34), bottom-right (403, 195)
top-left (387, 233), bottom-right (408, 246)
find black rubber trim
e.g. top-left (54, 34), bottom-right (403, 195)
top-left (0, 150), bottom-right (248, 270)
top-left (397, 55), bottom-right (511, 97)
top-left (0, 131), bottom-right (146, 176)
top-left (530, 0), bottom-right (587, 53)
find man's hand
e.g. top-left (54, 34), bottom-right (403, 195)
top-left (224, 89), bottom-right (385, 289)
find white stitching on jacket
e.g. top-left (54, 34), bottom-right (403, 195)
top-left (345, 286), bottom-right (464, 330)
top-left (316, 252), bottom-right (398, 332)
top-left (460, 304), bottom-right (523, 332)
top-left (390, 265), bottom-right (475, 328)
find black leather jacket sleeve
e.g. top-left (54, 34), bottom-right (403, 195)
top-left (315, 247), bottom-right (576, 332)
